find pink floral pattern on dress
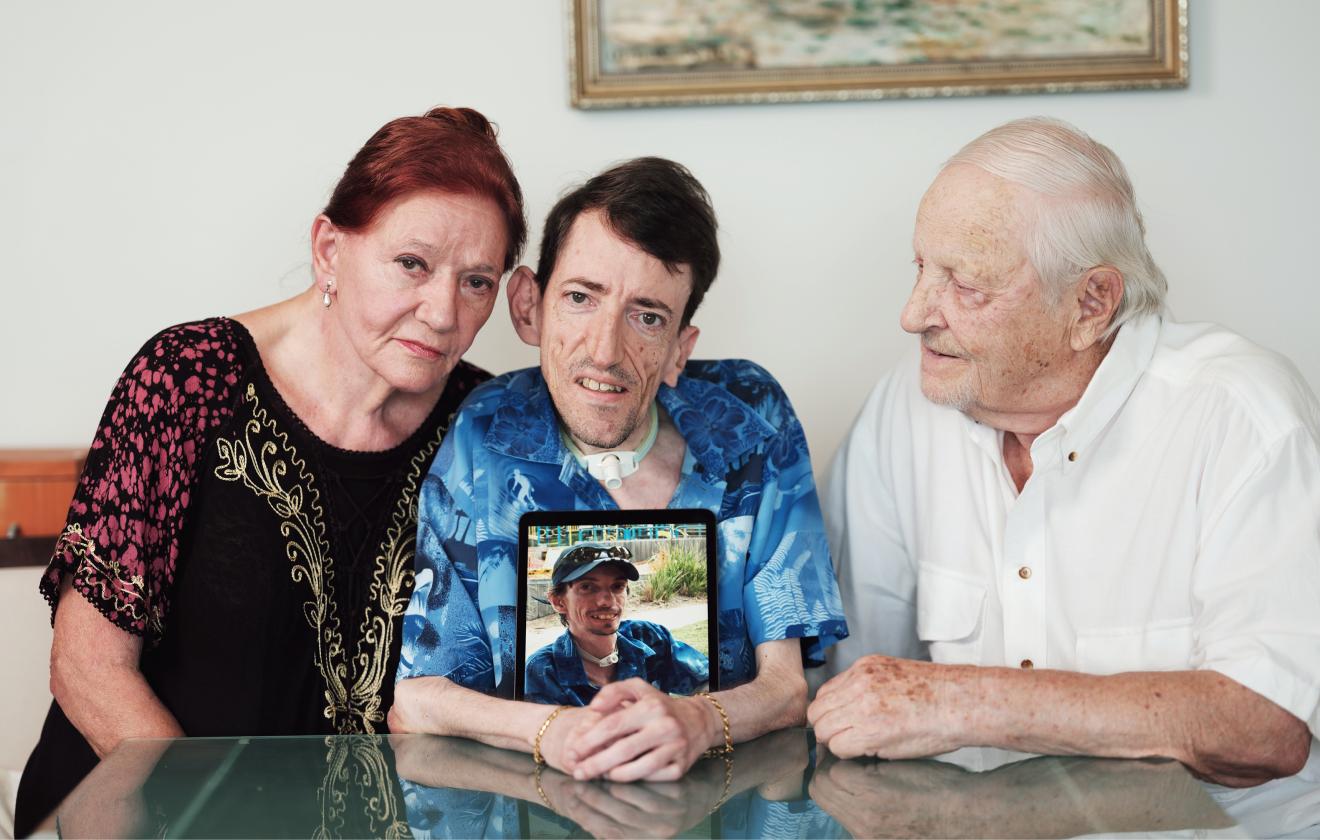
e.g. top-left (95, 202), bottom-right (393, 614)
top-left (41, 319), bottom-right (245, 642)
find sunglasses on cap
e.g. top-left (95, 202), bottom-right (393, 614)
top-left (551, 542), bottom-right (638, 587)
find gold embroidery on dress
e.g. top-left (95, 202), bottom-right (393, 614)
top-left (346, 425), bottom-right (444, 730)
top-left (59, 523), bottom-right (164, 637)
top-left (215, 384), bottom-right (353, 730)
top-left (315, 735), bottom-right (410, 840)
top-left (214, 383), bottom-right (446, 733)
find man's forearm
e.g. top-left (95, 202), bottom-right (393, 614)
top-left (392, 734), bottom-right (544, 796)
top-left (711, 638), bottom-right (809, 745)
top-left (963, 667), bottom-right (1310, 786)
top-left (390, 676), bottom-right (545, 753)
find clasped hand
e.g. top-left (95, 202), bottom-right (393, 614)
top-left (539, 678), bottom-right (718, 782)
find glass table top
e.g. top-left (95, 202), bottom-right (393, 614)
top-left (38, 729), bottom-right (1320, 838)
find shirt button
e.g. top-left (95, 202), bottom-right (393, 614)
top-left (1020, 659), bottom-right (1034, 669)
top-left (1068, 451), bottom-right (1078, 462)
top-left (1018, 566), bottom-right (1032, 580)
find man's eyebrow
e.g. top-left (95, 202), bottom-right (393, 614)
top-left (562, 278), bottom-right (675, 316)
top-left (631, 296), bottom-right (674, 317)
top-left (565, 278), bottom-right (608, 294)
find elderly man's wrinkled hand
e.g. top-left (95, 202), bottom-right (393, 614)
top-left (566, 678), bottom-right (718, 782)
top-left (809, 754), bottom-right (976, 839)
top-left (807, 655), bottom-right (976, 759)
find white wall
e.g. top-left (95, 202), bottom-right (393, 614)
top-left (0, 568), bottom-right (52, 773)
top-left (2, 0), bottom-right (1318, 465)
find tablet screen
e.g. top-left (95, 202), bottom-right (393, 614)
top-left (516, 509), bottom-right (719, 703)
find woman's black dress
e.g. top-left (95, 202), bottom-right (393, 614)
top-left (14, 317), bottom-right (487, 836)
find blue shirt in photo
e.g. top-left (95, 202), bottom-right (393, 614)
top-left (525, 619), bottom-right (710, 705)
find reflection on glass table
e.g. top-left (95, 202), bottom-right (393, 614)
top-left (38, 729), bottom-right (1320, 838)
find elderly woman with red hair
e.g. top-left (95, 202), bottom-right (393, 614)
top-left (14, 107), bottom-right (525, 835)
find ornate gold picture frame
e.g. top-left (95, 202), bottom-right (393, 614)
top-left (569, 0), bottom-right (1188, 109)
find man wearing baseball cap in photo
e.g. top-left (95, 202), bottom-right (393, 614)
top-left (525, 542), bottom-right (709, 705)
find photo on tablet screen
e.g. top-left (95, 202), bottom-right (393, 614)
top-left (517, 510), bottom-right (719, 704)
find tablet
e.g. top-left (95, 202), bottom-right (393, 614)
top-left (516, 508), bottom-right (719, 703)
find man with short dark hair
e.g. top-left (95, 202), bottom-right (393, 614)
top-left (390, 157), bottom-right (847, 783)
top-left (524, 542), bottom-right (709, 705)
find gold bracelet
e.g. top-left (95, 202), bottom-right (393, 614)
top-left (533, 705), bottom-right (569, 766)
top-left (709, 754), bottom-right (734, 814)
top-left (698, 692), bottom-right (733, 758)
top-left (534, 762), bottom-right (556, 813)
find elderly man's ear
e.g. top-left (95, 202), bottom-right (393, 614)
top-left (1069, 267), bottom-right (1124, 351)
top-left (507, 266), bottom-right (543, 348)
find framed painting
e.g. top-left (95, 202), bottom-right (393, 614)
top-left (568, 0), bottom-right (1188, 109)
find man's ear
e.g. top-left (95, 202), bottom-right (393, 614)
top-left (311, 214), bottom-right (340, 296)
top-left (662, 324), bottom-right (701, 388)
top-left (548, 590), bottom-right (566, 616)
top-left (1070, 267), bottom-right (1124, 350)
top-left (507, 266), bottom-right (543, 348)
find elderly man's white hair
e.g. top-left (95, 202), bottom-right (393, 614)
top-left (946, 117), bottom-right (1167, 336)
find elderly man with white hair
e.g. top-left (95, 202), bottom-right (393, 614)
top-left (809, 117), bottom-right (1320, 787)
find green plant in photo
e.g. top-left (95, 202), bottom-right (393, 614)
top-left (640, 547), bottom-right (707, 603)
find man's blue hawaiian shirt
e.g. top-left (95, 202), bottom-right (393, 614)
top-left (525, 619), bottom-right (710, 705)
top-left (396, 360), bottom-right (848, 696)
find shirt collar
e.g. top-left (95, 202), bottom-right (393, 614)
top-left (550, 630), bottom-right (591, 688)
top-left (484, 367), bottom-right (776, 477)
top-left (657, 369), bottom-right (777, 476)
top-left (550, 622), bottom-right (656, 688)
top-left (1051, 313), bottom-right (1162, 455)
top-left (615, 623), bottom-right (657, 671)
top-left (958, 315), bottom-right (1162, 464)
top-left (483, 369), bottom-right (564, 463)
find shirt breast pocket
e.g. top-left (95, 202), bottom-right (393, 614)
top-left (916, 564), bottom-right (988, 665)
top-left (1075, 619), bottom-right (1194, 675)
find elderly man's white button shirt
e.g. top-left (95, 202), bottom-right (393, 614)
top-left (825, 315), bottom-right (1320, 736)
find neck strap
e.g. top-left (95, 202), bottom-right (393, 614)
top-left (561, 402), bottom-right (659, 489)
top-left (577, 643), bottom-right (619, 668)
